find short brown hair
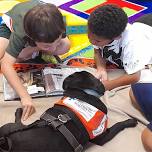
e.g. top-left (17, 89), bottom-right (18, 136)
top-left (24, 3), bottom-right (65, 43)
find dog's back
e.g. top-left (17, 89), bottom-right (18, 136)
top-left (0, 71), bottom-right (137, 152)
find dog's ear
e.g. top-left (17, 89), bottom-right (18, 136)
top-left (63, 71), bottom-right (105, 95)
top-left (15, 108), bottom-right (23, 124)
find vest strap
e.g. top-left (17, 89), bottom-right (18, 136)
top-left (41, 112), bottom-right (83, 152)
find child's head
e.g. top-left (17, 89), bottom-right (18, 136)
top-left (88, 4), bottom-right (128, 47)
top-left (24, 3), bottom-right (65, 52)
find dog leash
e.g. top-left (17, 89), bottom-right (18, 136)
top-left (41, 112), bottom-right (83, 152)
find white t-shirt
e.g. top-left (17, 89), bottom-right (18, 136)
top-left (93, 23), bottom-right (152, 75)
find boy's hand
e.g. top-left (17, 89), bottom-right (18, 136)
top-left (21, 97), bottom-right (36, 121)
top-left (94, 69), bottom-right (108, 81)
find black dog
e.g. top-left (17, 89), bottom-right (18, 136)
top-left (0, 71), bottom-right (137, 152)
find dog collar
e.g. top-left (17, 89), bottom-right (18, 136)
top-left (83, 89), bottom-right (101, 98)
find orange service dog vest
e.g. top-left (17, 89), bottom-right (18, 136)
top-left (56, 97), bottom-right (108, 139)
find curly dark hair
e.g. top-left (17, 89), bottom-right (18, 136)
top-left (88, 4), bottom-right (128, 39)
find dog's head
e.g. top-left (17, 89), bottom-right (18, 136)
top-left (63, 71), bottom-right (105, 96)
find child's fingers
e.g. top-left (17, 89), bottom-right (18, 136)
top-left (23, 107), bottom-right (31, 121)
top-left (101, 76), bottom-right (108, 81)
top-left (29, 106), bottom-right (36, 117)
top-left (21, 106), bottom-right (28, 121)
top-left (94, 73), bottom-right (100, 79)
top-left (22, 106), bottom-right (34, 121)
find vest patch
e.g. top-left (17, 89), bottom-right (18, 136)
top-left (56, 97), bottom-right (108, 139)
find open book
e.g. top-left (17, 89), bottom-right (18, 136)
top-left (3, 66), bottom-right (95, 101)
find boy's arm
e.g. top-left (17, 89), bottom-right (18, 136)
top-left (102, 71), bottom-right (140, 91)
top-left (16, 46), bottom-right (40, 62)
top-left (1, 52), bottom-right (35, 120)
top-left (54, 36), bottom-right (71, 55)
top-left (94, 49), bottom-right (108, 81)
top-left (0, 37), bottom-right (9, 59)
top-left (94, 48), bottom-right (106, 70)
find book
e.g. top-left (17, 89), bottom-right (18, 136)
top-left (3, 65), bottom-right (95, 101)
top-left (0, 57), bottom-right (95, 74)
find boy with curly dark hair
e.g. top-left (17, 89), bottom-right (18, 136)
top-left (88, 4), bottom-right (152, 151)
